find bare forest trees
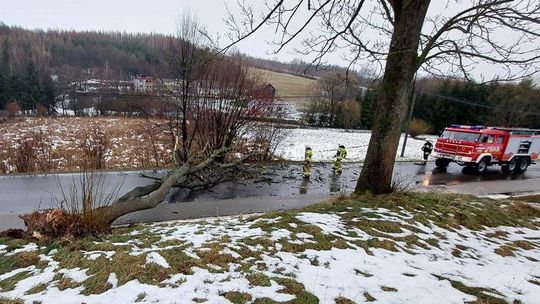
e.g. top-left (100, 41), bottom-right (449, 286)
top-left (225, 0), bottom-right (540, 194)
top-left (308, 72), bottom-right (356, 126)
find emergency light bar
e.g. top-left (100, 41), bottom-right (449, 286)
top-left (450, 124), bottom-right (486, 130)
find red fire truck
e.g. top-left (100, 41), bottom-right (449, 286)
top-left (433, 125), bottom-right (540, 174)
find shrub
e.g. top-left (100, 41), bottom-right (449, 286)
top-left (36, 104), bottom-right (49, 117)
top-left (6, 102), bottom-right (21, 118)
top-left (409, 118), bottom-right (432, 138)
top-left (81, 127), bottom-right (111, 169)
top-left (338, 99), bottom-right (361, 129)
top-left (13, 139), bottom-right (36, 173)
top-left (9, 132), bottom-right (54, 173)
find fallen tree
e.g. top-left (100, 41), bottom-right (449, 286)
top-left (13, 14), bottom-right (281, 239)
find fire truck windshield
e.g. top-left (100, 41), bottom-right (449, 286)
top-left (440, 130), bottom-right (480, 142)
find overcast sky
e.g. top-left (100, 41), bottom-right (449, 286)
top-left (0, 0), bottom-right (292, 60)
top-left (1, 0), bottom-right (538, 81)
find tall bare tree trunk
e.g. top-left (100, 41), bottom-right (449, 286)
top-left (355, 0), bottom-right (430, 194)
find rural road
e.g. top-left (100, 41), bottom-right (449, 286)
top-left (1, 161), bottom-right (539, 230)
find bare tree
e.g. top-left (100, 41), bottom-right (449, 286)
top-left (224, 0), bottom-right (540, 193)
top-left (166, 12), bottom-right (207, 163)
top-left (314, 72), bottom-right (347, 125)
top-left (340, 99), bottom-right (361, 129)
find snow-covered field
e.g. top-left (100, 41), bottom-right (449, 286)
top-left (0, 117), bottom-right (173, 173)
top-left (0, 118), bottom-right (435, 173)
top-left (276, 128), bottom-right (437, 162)
top-left (1, 194), bottom-right (538, 303)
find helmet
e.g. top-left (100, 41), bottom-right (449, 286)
top-left (305, 146), bottom-right (311, 149)
top-left (339, 144), bottom-right (345, 148)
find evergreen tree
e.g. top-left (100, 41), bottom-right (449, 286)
top-left (359, 90), bottom-right (377, 129)
top-left (0, 39), bottom-right (11, 109)
top-left (21, 58), bottom-right (41, 111)
top-left (40, 75), bottom-right (56, 113)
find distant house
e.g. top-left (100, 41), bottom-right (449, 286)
top-left (133, 76), bottom-right (154, 93)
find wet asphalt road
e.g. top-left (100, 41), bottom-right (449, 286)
top-left (1, 161), bottom-right (539, 230)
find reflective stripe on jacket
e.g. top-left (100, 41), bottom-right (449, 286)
top-left (336, 148), bottom-right (347, 159)
top-left (305, 149), bottom-right (313, 162)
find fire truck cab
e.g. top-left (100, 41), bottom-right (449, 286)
top-left (433, 125), bottom-right (540, 174)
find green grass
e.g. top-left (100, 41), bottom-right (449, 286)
top-left (246, 272), bottom-right (272, 287)
top-left (0, 271), bottom-right (31, 291)
top-left (222, 291), bottom-right (252, 304)
top-left (135, 292), bottom-right (147, 302)
top-left (25, 283), bottom-right (48, 295)
top-left (0, 251), bottom-right (40, 275)
top-left (335, 297), bottom-right (355, 304)
top-left (363, 292), bottom-right (376, 302)
top-left (0, 297), bottom-right (23, 304)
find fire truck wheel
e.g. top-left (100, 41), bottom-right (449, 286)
top-left (475, 157), bottom-right (489, 174)
top-left (435, 158), bottom-right (450, 169)
top-left (502, 159), bottom-right (517, 174)
top-left (517, 158), bottom-right (529, 173)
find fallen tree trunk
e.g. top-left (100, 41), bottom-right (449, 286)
top-left (16, 146), bottom-right (233, 239)
top-left (96, 146), bottom-right (230, 225)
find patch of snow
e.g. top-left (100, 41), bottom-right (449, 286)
top-left (108, 273), bottom-right (118, 288)
top-left (58, 268), bottom-right (89, 283)
top-left (221, 247), bottom-right (242, 259)
top-left (83, 251), bottom-right (115, 260)
top-left (296, 212), bottom-right (345, 235)
top-left (296, 232), bottom-right (314, 239)
top-left (271, 229), bottom-right (292, 241)
top-left (146, 252), bottom-right (170, 268)
top-left (480, 194), bottom-right (510, 200)
top-left (6, 243), bottom-right (39, 255)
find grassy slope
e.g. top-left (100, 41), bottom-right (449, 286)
top-left (251, 68), bottom-right (317, 109)
top-left (1, 192), bottom-right (539, 303)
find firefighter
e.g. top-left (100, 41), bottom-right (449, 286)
top-left (421, 140), bottom-right (433, 164)
top-left (333, 145), bottom-right (347, 174)
top-left (303, 146), bottom-right (313, 178)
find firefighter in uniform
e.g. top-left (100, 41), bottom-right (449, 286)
top-left (333, 145), bottom-right (347, 174)
top-left (303, 146), bottom-right (313, 178)
top-left (421, 140), bottom-right (433, 164)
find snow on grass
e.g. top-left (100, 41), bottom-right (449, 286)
top-left (82, 251), bottom-right (115, 261)
top-left (6, 243), bottom-right (38, 256)
top-left (275, 127), bottom-right (438, 162)
top-left (296, 212), bottom-right (345, 235)
top-left (107, 273), bottom-right (118, 289)
top-left (1, 193), bottom-right (539, 303)
top-left (0, 117), bottom-right (173, 173)
top-left (58, 268), bottom-right (89, 283)
top-left (145, 252), bottom-right (170, 268)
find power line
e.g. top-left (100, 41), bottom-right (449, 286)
top-left (277, 91), bottom-right (540, 116)
top-left (417, 91), bottom-right (540, 116)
